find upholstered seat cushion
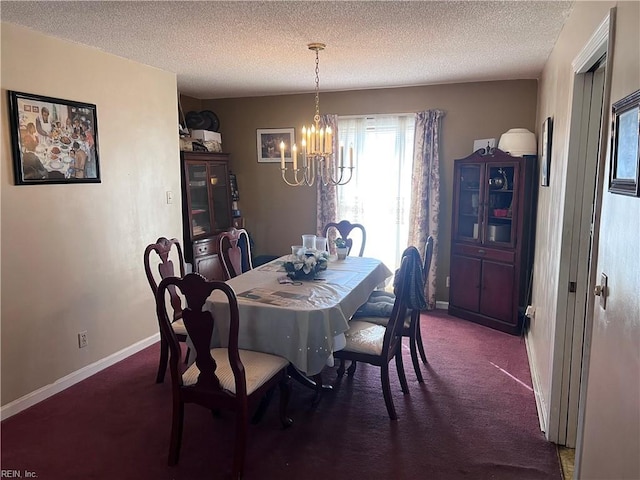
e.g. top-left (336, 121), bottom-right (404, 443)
top-left (182, 348), bottom-right (289, 395)
top-left (171, 319), bottom-right (187, 336)
top-left (343, 320), bottom-right (387, 355)
top-left (355, 312), bottom-right (412, 329)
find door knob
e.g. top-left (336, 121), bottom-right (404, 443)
top-left (594, 273), bottom-right (608, 309)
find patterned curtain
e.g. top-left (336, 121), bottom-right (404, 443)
top-left (408, 110), bottom-right (445, 309)
top-left (316, 114), bottom-right (338, 244)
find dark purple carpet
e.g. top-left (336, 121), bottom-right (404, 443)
top-left (1, 310), bottom-right (561, 479)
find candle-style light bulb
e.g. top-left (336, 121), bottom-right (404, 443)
top-left (280, 141), bottom-right (286, 169)
top-left (302, 138), bottom-right (307, 157)
top-left (292, 144), bottom-right (297, 170)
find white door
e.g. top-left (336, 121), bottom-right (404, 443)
top-left (559, 64), bottom-right (606, 447)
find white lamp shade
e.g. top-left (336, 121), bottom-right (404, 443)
top-left (498, 128), bottom-right (537, 157)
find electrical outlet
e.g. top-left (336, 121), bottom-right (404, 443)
top-left (446, 276), bottom-right (450, 288)
top-left (78, 331), bottom-right (88, 348)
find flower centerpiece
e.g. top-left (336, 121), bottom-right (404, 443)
top-left (284, 249), bottom-right (329, 280)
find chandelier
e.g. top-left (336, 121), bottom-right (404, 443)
top-left (279, 43), bottom-right (354, 187)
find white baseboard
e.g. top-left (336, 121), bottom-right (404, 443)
top-left (435, 301), bottom-right (449, 310)
top-left (0, 333), bottom-right (160, 421)
top-left (525, 332), bottom-right (549, 434)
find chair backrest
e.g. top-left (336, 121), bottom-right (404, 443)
top-left (156, 273), bottom-right (247, 396)
top-left (144, 237), bottom-right (185, 321)
top-left (219, 228), bottom-right (253, 280)
top-left (322, 220), bottom-right (367, 257)
top-left (423, 235), bottom-right (434, 282)
top-left (381, 247), bottom-right (417, 360)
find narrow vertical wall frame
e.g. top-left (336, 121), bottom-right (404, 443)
top-left (540, 117), bottom-right (553, 186)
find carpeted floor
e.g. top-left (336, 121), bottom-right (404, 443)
top-left (1, 310), bottom-right (562, 479)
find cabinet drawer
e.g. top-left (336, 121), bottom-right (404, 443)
top-left (453, 244), bottom-right (515, 263)
top-left (193, 239), bottom-right (216, 257)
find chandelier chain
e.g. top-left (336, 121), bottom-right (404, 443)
top-left (314, 49), bottom-right (321, 124)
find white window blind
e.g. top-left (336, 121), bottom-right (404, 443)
top-left (337, 115), bottom-right (415, 270)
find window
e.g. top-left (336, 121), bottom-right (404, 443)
top-left (338, 115), bottom-right (415, 270)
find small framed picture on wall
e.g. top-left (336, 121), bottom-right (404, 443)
top-left (608, 89), bottom-right (640, 196)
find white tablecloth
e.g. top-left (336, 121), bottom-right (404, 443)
top-left (205, 256), bottom-right (392, 375)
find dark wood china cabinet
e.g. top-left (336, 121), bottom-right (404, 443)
top-left (448, 148), bottom-right (536, 335)
top-left (181, 152), bottom-right (233, 281)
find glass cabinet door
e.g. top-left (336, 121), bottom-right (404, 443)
top-left (485, 163), bottom-right (517, 246)
top-left (209, 163), bottom-right (231, 231)
top-left (454, 164), bottom-right (482, 242)
top-left (186, 163), bottom-right (212, 238)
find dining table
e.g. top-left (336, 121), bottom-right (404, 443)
top-left (204, 254), bottom-right (393, 396)
top-left (31, 132), bottom-right (89, 178)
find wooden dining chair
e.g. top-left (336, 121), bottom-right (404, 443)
top-left (156, 273), bottom-right (293, 479)
top-left (353, 240), bottom-right (431, 383)
top-left (322, 220), bottom-right (366, 257)
top-left (144, 237), bottom-right (188, 383)
top-left (412, 235), bottom-right (434, 369)
top-left (354, 235), bottom-right (433, 383)
top-left (333, 248), bottom-right (417, 420)
top-left (218, 227), bottom-right (253, 280)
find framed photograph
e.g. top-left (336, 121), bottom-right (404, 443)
top-left (257, 128), bottom-right (295, 163)
top-left (8, 90), bottom-right (100, 185)
top-left (609, 89), bottom-right (640, 196)
top-left (540, 117), bottom-right (552, 187)
top-left (472, 138), bottom-right (495, 154)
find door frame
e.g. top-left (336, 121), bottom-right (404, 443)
top-left (573, 9), bottom-right (616, 476)
top-left (546, 10), bottom-right (613, 447)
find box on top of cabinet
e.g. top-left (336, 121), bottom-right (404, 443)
top-left (191, 130), bottom-right (221, 142)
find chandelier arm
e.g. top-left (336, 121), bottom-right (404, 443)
top-left (322, 163), bottom-right (354, 186)
top-left (322, 166), bottom-right (343, 186)
top-left (340, 166), bottom-right (355, 185)
top-left (305, 156), bottom-right (316, 186)
top-left (281, 168), bottom-right (305, 187)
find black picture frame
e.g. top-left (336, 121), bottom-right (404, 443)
top-left (8, 90), bottom-right (101, 185)
top-left (609, 89), bottom-right (640, 196)
top-left (540, 116), bottom-right (552, 187)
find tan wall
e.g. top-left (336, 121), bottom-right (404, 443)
top-left (578, 2), bottom-right (640, 478)
top-left (528, 1), bottom-right (619, 436)
top-left (202, 80), bottom-right (537, 300)
top-left (1, 24), bottom-right (183, 405)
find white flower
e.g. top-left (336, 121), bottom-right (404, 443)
top-left (302, 256), bottom-right (317, 273)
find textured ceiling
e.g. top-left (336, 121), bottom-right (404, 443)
top-left (1, 1), bottom-right (574, 99)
